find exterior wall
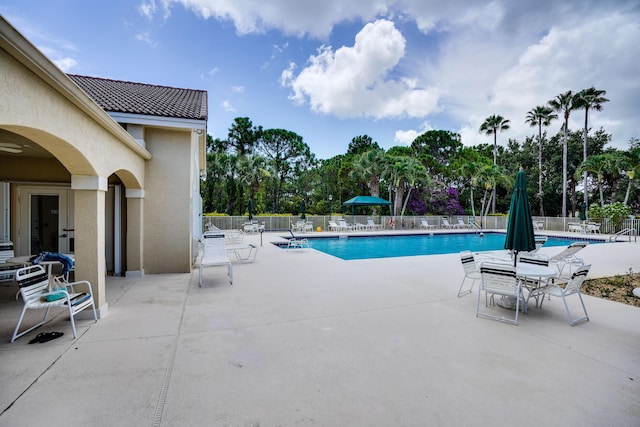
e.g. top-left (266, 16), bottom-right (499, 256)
top-left (143, 128), bottom-right (193, 273)
top-left (0, 49), bottom-right (147, 186)
top-left (1, 34), bottom-right (148, 315)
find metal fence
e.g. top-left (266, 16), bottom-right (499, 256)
top-left (203, 215), bottom-right (640, 235)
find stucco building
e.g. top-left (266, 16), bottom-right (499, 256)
top-left (0, 16), bottom-right (207, 318)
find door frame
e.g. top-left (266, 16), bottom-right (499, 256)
top-left (15, 185), bottom-right (73, 256)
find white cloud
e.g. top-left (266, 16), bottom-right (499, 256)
top-left (52, 57), bottom-right (79, 72)
top-left (167, 0), bottom-right (388, 37)
top-left (281, 20), bottom-right (440, 119)
top-left (222, 100), bottom-right (235, 112)
top-left (135, 31), bottom-right (155, 45)
top-left (138, 0), bottom-right (157, 20)
top-left (394, 121), bottom-right (434, 145)
top-left (455, 11), bottom-right (640, 148)
top-left (139, 1), bottom-right (639, 151)
top-left (231, 85), bottom-right (244, 93)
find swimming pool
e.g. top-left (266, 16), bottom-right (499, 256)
top-left (288, 232), bottom-right (603, 260)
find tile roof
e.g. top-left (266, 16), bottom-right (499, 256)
top-left (68, 74), bottom-right (207, 121)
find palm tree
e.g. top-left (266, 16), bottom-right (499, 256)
top-left (382, 156), bottom-right (426, 219)
top-left (622, 146), bottom-right (640, 205)
top-left (455, 160), bottom-right (484, 217)
top-left (477, 163), bottom-right (511, 226)
top-left (548, 91), bottom-right (579, 218)
top-left (399, 159), bottom-right (429, 217)
top-left (576, 154), bottom-right (611, 207)
top-left (479, 114), bottom-right (510, 213)
top-left (237, 154), bottom-right (270, 211)
top-left (525, 106), bottom-right (557, 216)
top-left (575, 87), bottom-right (609, 206)
top-left (452, 147), bottom-right (492, 218)
top-left (349, 149), bottom-right (386, 197)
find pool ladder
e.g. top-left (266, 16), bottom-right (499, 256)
top-left (609, 228), bottom-right (637, 242)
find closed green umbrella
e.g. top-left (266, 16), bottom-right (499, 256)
top-left (248, 200), bottom-right (253, 221)
top-left (504, 169), bottom-right (536, 266)
top-left (579, 203), bottom-right (587, 221)
top-left (301, 201), bottom-right (306, 220)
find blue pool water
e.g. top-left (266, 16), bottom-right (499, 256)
top-left (298, 232), bottom-right (602, 260)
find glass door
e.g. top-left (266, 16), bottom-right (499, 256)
top-left (17, 186), bottom-right (73, 255)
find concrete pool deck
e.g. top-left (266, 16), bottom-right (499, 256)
top-left (0, 230), bottom-right (639, 426)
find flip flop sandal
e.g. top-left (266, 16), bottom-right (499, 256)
top-left (29, 332), bottom-right (46, 344)
top-left (38, 332), bottom-right (64, 343)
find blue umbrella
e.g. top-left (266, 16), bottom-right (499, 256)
top-left (504, 170), bottom-right (536, 265)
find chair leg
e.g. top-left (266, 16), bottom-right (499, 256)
top-left (564, 293), bottom-right (589, 326)
top-left (457, 277), bottom-right (475, 297)
top-left (199, 265), bottom-right (203, 287)
top-left (11, 306), bottom-right (50, 343)
top-left (68, 304), bottom-right (77, 338)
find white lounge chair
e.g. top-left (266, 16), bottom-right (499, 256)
top-left (339, 219), bottom-right (354, 231)
top-left (530, 264), bottom-right (591, 326)
top-left (328, 221), bottom-right (341, 231)
top-left (530, 236), bottom-right (548, 253)
top-left (199, 232), bottom-right (233, 286)
top-left (224, 229), bottom-right (244, 244)
top-left (549, 242), bottom-right (588, 278)
top-left (226, 243), bottom-right (258, 263)
top-left (367, 218), bottom-right (384, 230)
top-left (420, 219), bottom-right (435, 230)
top-left (442, 218), bottom-right (457, 229)
top-left (457, 251), bottom-right (481, 297)
top-left (476, 263), bottom-right (521, 325)
top-left (456, 218), bottom-right (469, 229)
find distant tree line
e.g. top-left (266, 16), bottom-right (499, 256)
top-left (201, 87), bottom-right (640, 219)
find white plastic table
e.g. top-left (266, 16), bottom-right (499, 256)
top-left (7, 254), bottom-right (75, 276)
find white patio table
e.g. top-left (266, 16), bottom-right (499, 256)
top-left (495, 264), bottom-right (557, 313)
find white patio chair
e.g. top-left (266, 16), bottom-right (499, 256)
top-left (457, 251), bottom-right (481, 297)
top-left (476, 262), bottom-right (521, 325)
top-left (530, 264), bottom-right (591, 326)
top-left (11, 264), bottom-right (97, 342)
top-left (328, 220), bottom-right (341, 231)
top-left (585, 222), bottom-right (601, 233)
top-left (199, 232), bottom-right (233, 286)
top-left (518, 254), bottom-right (551, 308)
top-left (287, 230), bottom-right (310, 251)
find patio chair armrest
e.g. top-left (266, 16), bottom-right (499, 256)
top-left (65, 280), bottom-right (94, 295)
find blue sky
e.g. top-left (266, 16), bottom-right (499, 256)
top-left (2, 0), bottom-right (639, 159)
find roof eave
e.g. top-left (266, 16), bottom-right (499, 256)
top-left (0, 16), bottom-right (152, 160)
